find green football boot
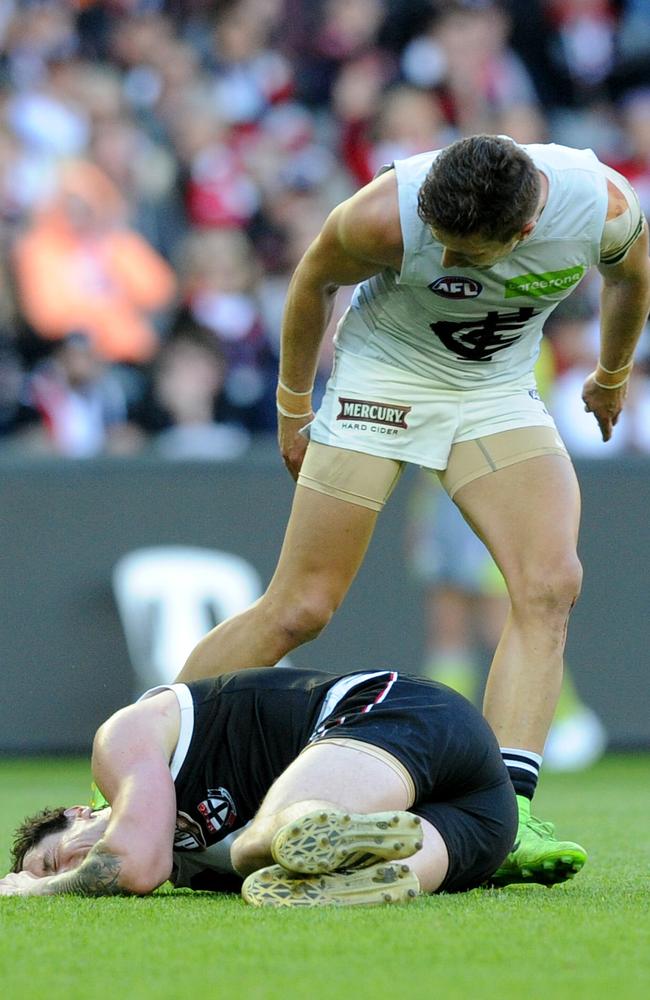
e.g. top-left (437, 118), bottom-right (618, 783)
top-left (488, 797), bottom-right (587, 888)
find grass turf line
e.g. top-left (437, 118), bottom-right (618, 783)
top-left (0, 755), bottom-right (648, 1000)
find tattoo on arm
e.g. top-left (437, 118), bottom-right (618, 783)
top-left (51, 846), bottom-right (132, 897)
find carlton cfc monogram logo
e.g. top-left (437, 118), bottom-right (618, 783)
top-left (429, 276), bottom-right (483, 299)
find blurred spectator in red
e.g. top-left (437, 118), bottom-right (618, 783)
top-left (12, 158), bottom-right (176, 364)
top-left (245, 100), bottom-right (344, 213)
top-left (164, 0), bottom-right (295, 231)
top-left (400, 1), bottom-right (539, 135)
top-left (335, 80), bottom-right (452, 186)
top-left (181, 113), bottom-right (262, 229)
top-left (140, 326), bottom-right (251, 461)
top-left (612, 89), bottom-right (650, 220)
top-left (545, 0), bottom-right (617, 98)
top-left (26, 331), bottom-right (140, 457)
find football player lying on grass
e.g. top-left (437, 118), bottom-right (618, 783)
top-left (1, 665), bottom-right (576, 906)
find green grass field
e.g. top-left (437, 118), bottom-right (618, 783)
top-left (1, 754), bottom-right (648, 1000)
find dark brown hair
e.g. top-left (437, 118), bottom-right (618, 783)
top-left (10, 807), bottom-right (69, 872)
top-left (417, 135), bottom-right (541, 242)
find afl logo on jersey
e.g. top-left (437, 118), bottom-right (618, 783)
top-left (429, 276), bottom-right (483, 299)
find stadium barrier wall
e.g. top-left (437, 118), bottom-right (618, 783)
top-left (1, 446), bottom-right (648, 752)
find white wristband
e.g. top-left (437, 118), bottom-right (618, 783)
top-left (597, 360), bottom-right (633, 375)
top-left (277, 379), bottom-right (313, 397)
top-left (594, 378), bottom-right (629, 390)
top-left (276, 402), bottom-right (312, 418)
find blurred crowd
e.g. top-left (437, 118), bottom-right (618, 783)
top-left (0, 0), bottom-right (649, 460)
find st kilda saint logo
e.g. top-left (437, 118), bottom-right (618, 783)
top-left (197, 787), bottom-right (237, 836)
top-left (429, 276), bottom-right (483, 299)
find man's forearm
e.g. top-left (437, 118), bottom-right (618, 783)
top-left (279, 272), bottom-right (337, 392)
top-left (40, 846), bottom-right (132, 897)
top-left (599, 274), bottom-right (650, 368)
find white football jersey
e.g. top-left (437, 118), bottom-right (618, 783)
top-left (334, 143), bottom-right (608, 389)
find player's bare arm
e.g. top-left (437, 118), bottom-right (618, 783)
top-left (278, 170), bottom-right (404, 478)
top-left (584, 182), bottom-right (650, 440)
top-left (0, 695), bottom-right (179, 897)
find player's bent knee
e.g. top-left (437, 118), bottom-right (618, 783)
top-left (246, 590), bottom-right (338, 658)
top-left (511, 554), bottom-right (582, 618)
top-left (567, 555), bottom-right (584, 603)
top-left (274, 593), bottom-right (337, 646)
top-left (407, 819), bottom-right (450, 894)
top-left (540, 555), bottom-right (583, 607)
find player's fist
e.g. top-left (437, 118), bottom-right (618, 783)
top-left (0, 870), bottom-right (42, 896)
top-left (277, 412), bottom-right (312, 481)
top-left (581, 372), bottom-right (628, 442)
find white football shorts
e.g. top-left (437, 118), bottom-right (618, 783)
top-left (307, 349), bottom-right (562, 471)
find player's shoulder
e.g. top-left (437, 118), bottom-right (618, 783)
top-left (523, 141), bottom-right (602, 174)
top-left (335, 170), bottom-right (403, 261)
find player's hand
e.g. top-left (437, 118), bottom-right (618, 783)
top-left (0, 871), bottom-right (44, 896)
top-left (277, 411), bottom-right (313, 481)
top-left (581, 372), bottom-right (628, 442)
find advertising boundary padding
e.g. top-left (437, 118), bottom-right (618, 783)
top-left (0, 450), bottom-right (648, 751)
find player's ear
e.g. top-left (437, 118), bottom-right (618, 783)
top-left (64, 806), bottom-right (93, 820)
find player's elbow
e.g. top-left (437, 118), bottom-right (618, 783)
top-left (292, 258), bottom-right (340, 299)
top-left (120, 864), bottom-right (171, 896)
top-left (121, 875), bottom-right (162, 896)
top-left (117, 850), bottom-right (174, 896)
top-left (602, 269), bottom-right (650, 296)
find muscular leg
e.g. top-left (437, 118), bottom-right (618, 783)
top-left (176, 485), bottom-right (378, 682)
top-left (453, 454), bottom-right (582, 753)
top-left (231, 742), bottom-right (449, 892)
